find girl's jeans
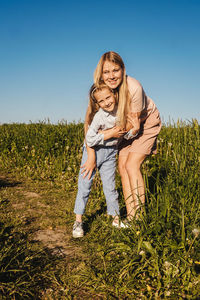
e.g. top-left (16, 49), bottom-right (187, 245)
top-left (74, 145), bottom-right (119, 216)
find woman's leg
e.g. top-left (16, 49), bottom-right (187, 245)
top-left (125, 152), bottom-right (147, 218)
top-left (118, 155), bottom-right (133, 218)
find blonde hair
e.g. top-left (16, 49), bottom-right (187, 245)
top-left (94, 51), bottom-right (130, 128)
top-left (87, 83), bottom-right (118, 124)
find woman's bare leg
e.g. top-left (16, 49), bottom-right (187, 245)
top-left (125, 152), bottom-right (147, 218)
top-left (118, 155), bottom-right (134, 218)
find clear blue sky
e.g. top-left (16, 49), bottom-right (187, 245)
top-left (0, 0), bottom-right (199, 124)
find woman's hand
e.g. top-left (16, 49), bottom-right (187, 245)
top-left (99, 126), bottom-right (126, 140)
top-left (81, 146), bottom-right (96, 179)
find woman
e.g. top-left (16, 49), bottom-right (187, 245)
top-left (82, 51), bottom-right (161, 220)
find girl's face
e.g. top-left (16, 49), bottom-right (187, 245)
top-left (94, 88), bottom-right (116, 113)
top-left (102, 60), bottom-right (123, 89)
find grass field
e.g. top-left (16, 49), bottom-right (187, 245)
top-left (0, 119), bottom-right (199, 299)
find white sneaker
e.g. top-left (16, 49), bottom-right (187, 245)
top-left (120, 220), bottom-right (131, 229)
top-left (72, 221), bottom-right (84, 238)
top-left (112, 220), bottom-right (130, 229)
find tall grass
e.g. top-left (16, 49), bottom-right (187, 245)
top-left (0, 119), bottom-right (199, 298)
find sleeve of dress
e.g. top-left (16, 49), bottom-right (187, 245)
top-left (85, 114), bottom-right (105, 147)
top-left (128, 79), bottom-right (146, 113)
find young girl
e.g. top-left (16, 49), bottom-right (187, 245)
top-left (73, 84), bottom-right (127, 238)
top-left (84, 51), bottom-right (162, 220)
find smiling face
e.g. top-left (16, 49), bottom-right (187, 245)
top-left (102, 60), bottom-right (123, 89)
top-left (94, 88), bottom-right (116, 113)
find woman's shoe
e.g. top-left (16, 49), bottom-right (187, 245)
top-left (112, 219), bottom-right (130, 229)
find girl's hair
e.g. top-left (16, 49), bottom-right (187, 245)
top-left (87, 83), bottom-right (118, 124)
top-left (94, 51), bottom-right (130, 128)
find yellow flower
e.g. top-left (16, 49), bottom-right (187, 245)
top-left (147, 284), bottom-right (152, 292)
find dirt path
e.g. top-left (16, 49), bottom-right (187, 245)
top-left (0, 174), bottom-right (81, 258)
top-left (0, 173), bottom-right (104, 299)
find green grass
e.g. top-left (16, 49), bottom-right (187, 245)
top-left (0, 119), bottom-right (199, 299)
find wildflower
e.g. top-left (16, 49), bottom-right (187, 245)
top-left (139, 250), bottom-right (145, 256)
top-left (168, 142), bottom-right (172, 147)
top-left (145, 160), bottom-right (149, 164)
top-left (192, 228), bottom-right (200, 237)
top-left (147, 284), bottom-right (152, 292)
top-left (165, 291), bottom-right (171, 297)
top-left (164, 261), bottom-right (171, 269)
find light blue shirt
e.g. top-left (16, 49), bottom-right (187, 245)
top-left (86, 108), bottom-right (137, 147)
top-left (86, 108), bottom-right (117, 147)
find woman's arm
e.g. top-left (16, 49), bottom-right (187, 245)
top-left (126, 112), bottom-right (141, 135)
top-left (99, 126), bottom-right (126, 140)
top-left (126, 76), bottom-right (146, 135)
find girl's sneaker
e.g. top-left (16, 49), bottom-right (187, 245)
top-left (72, 221), bottom-right (84, 238)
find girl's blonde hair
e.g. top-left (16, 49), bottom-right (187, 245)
top-left (94, 51), bottom-right (130, 128)
top-left (87, 83), bottom-right (118, 124)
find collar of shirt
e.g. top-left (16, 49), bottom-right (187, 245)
top-left (99, 107), bottom-right (117, 117)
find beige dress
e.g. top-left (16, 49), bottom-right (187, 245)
top-left (119, 76), bottom-right (161, 156)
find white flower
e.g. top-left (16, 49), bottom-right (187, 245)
top-left (192, 228), bottom-right (200, 237)
top-left (164, 261), bottom-right (171, 269)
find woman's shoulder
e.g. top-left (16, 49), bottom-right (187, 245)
top-left (126, 76), bottom-right (142, 95)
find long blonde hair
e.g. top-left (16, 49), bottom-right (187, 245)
top-left (87, 83), bottom-right (118, 124)
top-left (94, 51), bottom-right (130, 128)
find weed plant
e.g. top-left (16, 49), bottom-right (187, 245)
top-left (0, 119), bottom-right (199, 298)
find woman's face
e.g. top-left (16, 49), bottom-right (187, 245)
top-left (102, 61), bottom-right (123, 89)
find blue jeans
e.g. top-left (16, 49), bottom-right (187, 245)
top-left (74, 145), bottom-right (119, 216)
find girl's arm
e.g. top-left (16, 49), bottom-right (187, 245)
top-left (81, 107), bottom-right (96, 179)
top-left (86, 109), bottom-right (126, 147)
top-left (87, 125), bottom-right (125, 147)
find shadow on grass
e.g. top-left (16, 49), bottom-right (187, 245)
top-left (0, 178), bottom-right (22, 189)
top-left (83, 202), bottom-right (107, 235)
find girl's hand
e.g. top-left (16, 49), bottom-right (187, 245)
top-left (81, 147), bottom-right (96, 179)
